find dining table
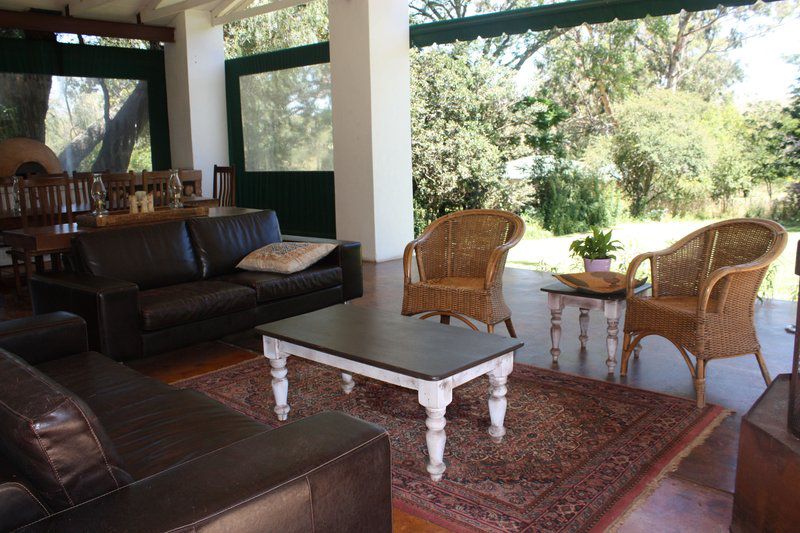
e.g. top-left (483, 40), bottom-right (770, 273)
top-left (2, 206), bottom-right (259, 280)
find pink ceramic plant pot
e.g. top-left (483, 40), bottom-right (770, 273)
top-left (583, 257), bottom-right (612, 272)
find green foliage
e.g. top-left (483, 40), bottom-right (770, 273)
top-left (528, 156), bottom-right (624, 235)
top-left (410, 46), bottom-right (565, 234)
top-left (569, 227), bottom-right (623, 260)
top-left (610, 89), bottom-right (739, 217)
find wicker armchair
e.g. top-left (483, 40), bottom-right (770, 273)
top-left (402, 209), bottom-right (525, 336)
top-left (620, 219), bottom-right (787, 407)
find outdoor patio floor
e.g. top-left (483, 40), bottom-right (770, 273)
top-left (2, 261), bottom-right (796, 531)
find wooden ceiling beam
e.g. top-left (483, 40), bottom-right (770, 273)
top-left (213, 0), bottom-right (306, 26)
top-left (0, 9), bottom-right (175, 41)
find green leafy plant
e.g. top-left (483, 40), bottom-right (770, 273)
top-left (569, 227), bottom-right (623, 260)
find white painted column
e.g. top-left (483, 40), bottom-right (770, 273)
top-left (329, 0), bottom-right (414, 262)
top-left (164, 9), bottom-right (228, 197)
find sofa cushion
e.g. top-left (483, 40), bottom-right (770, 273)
top-left (0, 349), bottom-right (131, 512)
top-left (36, 352), bottom-right (268, 479)
top-left (138, 280), bottom-right (256, 331)
top-left (216, 265), bottom-right (343, 303)
top-left (187, 210), bottom-right (282, 278)
top-left (76, 220), bottom-right (200, 290)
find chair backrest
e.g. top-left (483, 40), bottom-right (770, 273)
top-left (0, 176), bottom-right (16, 216)
top-left (213, 164), bottom-right (236, 207)
top-left (178, 169), bottom-right (202, 197)
top-left (142, 170), bottom-right (171, 207)
top-left (655, 218), bottom-right (787, 301)
top-left (103, 172), bottom-right (136, 210)
top-left (20, 173), bottom-right (73, 228)
top-left (71, 172), bottom-right (93, 208)
top-left (416, 209), bottom-right (525, 281)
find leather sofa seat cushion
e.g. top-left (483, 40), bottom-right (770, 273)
top-left (188, 210), bottom-right (282, 278)
top-left (76, 220), bottom-right (200, 290)
top-left (0, 349), bottom-right (131, 512)
top-left (138, 280), bottom-right (256, 331)
top-left (216, 265), bottom-right (343, 303)
top-left (36, 352), bottom-right (268, 479)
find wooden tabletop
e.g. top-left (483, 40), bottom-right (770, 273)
top-left (256, 305), bottom-right (523, 381)
top-left (2, 206), bottom-right (260, 253)
top-left (540, 281), bottom-right (651, 300)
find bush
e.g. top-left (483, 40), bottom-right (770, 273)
top-left (528, 156), bottom-right (625, 235)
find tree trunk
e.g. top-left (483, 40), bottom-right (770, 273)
top-left (57, 121), bottom-right (106, 170)
top-left (0, 73), bottom-right (52, 142)
top-left (91, 82), bottom-right (149, 172)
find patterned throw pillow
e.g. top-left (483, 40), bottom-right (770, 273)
top-left (237, 242), bottom-right (336, 274)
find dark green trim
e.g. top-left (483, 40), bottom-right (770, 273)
top-left (0, 38), bottom-right (171, 169)
top-left (225, 42), bottom-right (335, 238)
top-left (409, 0), bottom-right (781, 47)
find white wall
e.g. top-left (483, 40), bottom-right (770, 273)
top-left (329, 0), bottom-right (414, 262)
top-left (164, 9), bottom-right (228, 198)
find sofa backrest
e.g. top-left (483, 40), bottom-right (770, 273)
top-left (75, 220), bottom-right (200, 290)
top-left (0, 348), bottom-right (132, 512)
top-left (187, 210), bottom-right (282, 278)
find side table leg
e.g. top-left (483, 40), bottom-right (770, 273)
top-left (604, 301), bottom-right (622, 374)
top-left (487, 353), bottom-right (514, 442)
top-left (548, 293), bottom-right (564, 362)
top-left (341, 372), bottom-right (355, 394)
top-left (418, 381), bottom-right (453, 482)
top-left (578, 308), bottom-right (590, 349)
top-left (263, 336), bottom-right (290, 421)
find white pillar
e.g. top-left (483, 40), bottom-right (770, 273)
top-left (164, 9), bottom-right (228, 198)
top-left (329, 0), bottom-right (414, 262)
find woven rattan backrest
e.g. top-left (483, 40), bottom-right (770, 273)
top-left (416, 210), bottom-right (523, 280)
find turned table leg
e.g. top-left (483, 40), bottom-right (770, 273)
top-left (263, 337), bottom-right (291, 421)
top-left (487, 353), bottom-right (514, 442)
top-left (578, 308), bottom-right (590, 349)
top-left (341, 372), bottom-right (355, 394)
top-left (604, 301), bottom-right (622, 374)
top-left (418, 380), bottom-right (453, 482)
top-left (548, 293), bottom-right (564, 362)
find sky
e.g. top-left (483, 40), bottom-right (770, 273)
top-left (729, 13), bottom-right (800, 107)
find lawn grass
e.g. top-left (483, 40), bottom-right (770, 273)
top-left (508, 219), bottom-right (799, 301)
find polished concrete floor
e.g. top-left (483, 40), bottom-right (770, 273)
top-left (3, 262), bottom-right (796, 532)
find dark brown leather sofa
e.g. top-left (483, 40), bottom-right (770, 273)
top-left (29, 210), bottom-right (362, 361)
top-left (0, 313), bottom-right (391, 532)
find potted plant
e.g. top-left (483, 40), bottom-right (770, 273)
top-left (569, 227), bottom-right (622, 272)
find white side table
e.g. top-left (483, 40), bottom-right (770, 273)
top-left (541, 282), bottom-right (649, 373)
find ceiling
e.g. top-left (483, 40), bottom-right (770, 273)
top-left (0, 0), bottom-right (311, 26)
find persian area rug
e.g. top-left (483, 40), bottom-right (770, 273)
top-left (177, 357), bottom-right (726, 532)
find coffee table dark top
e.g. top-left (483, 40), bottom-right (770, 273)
top-left (256, 305), bottom-right (523, 381)
top-left (540, 281), bottom-right (651, 301)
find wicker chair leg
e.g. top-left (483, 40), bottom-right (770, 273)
top-left (754, 350), bottom-right (772, 386)
top-left (487, 324), bottom-right (495, 334)
top-left (440, 315), bottom-right (451, 325)
top-left (504, 318), bottom-right (517, 338)
top-left (694, 359), bottom-right (706, 408)
top-left (620, 333), bottom-right (635, 376)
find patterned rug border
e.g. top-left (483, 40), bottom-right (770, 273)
top-left (173, 345), bottom-right (731, 531)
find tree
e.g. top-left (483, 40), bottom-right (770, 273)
top-left (411, 46), bottom-right (565, 232)
top-left (743, 101), bottom-right (794, 199)
top-left (611, 89), bottom-right (718, 217)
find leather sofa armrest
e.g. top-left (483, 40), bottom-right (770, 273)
top-left (0, 312), bottom-right (88, 365)
top-left (283, 235), bottom-right (363, 301)
top-left (21, 412), bottom-right (392, 533)
top-left (29, 273), bottom-right (142, 362)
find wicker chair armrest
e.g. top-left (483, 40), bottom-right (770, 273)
top-left (485, 243), bottom-right (515, 289)
top-left (697, 260), bottom-right (769, 313)
top-left (403, 238), bottom-right (421, 284)
top-left (626, 252), bottom-right (654, 296)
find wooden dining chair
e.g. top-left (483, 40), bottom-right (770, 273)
top-left (103, 171), bottom-right (136, 210)
top-left (0, 176), bottom-right (19, 292)
top-left (142, 170), bottom-right (171, 207)
top-left (179, 169), bottom-right (202, 197)
top-left (213, 164), bottom-right (236, 206)
top-left (10, 173), bottom-right (74, 291)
